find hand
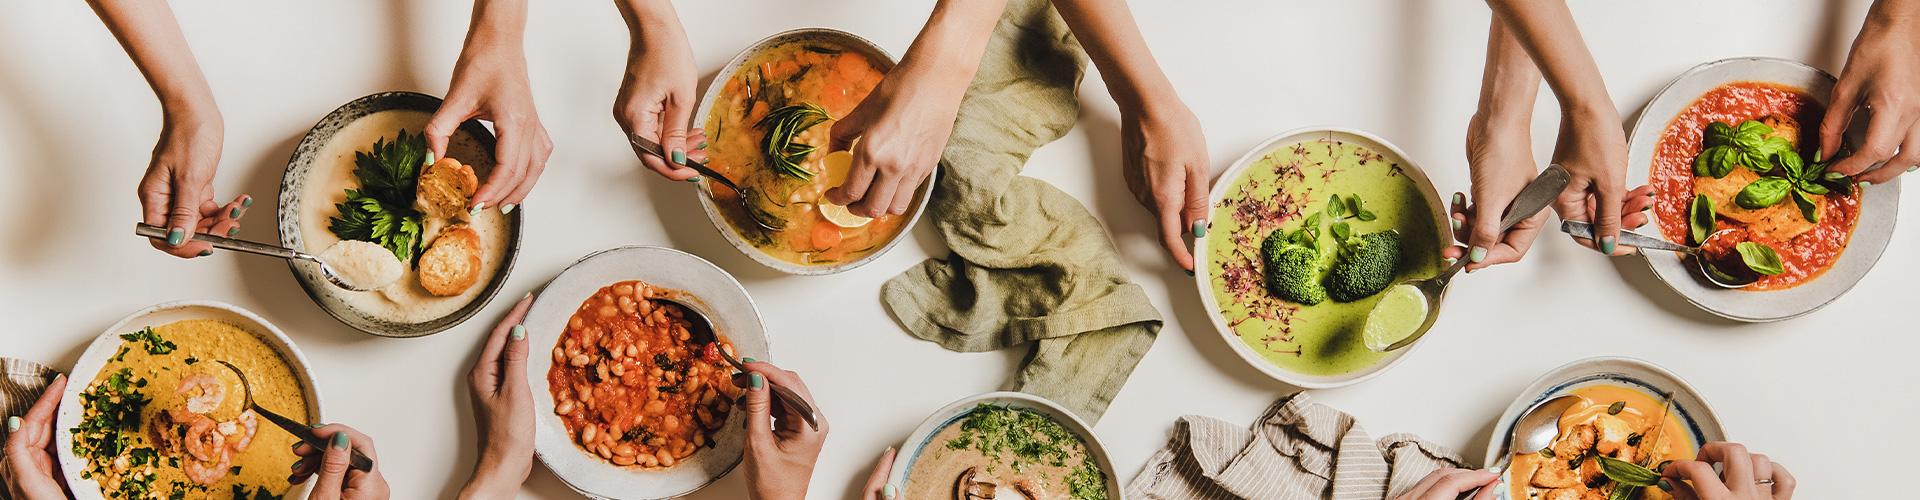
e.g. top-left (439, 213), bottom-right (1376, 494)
top-left (1820, 14), bottom-right (1920, 184)
top-left (141, 111), bottom-right (251, 259)
top-left (426, 31), bottom-right (553, 214)
top-left (826, 67), bottom-right (960, 218)
top-left (859, 447), bottom-right (898, 500)
top-left (1444, 115), bottom-right (1655, 269)
top-left (1548, 106), bottom-right (1636, 256)
top-left (737, 361), bottom-right (828, 500)
top-left (4, 374), bottom-right (69, 500)
top-left (1120, 102), bottom-right (1211, 273)
top-left (292, 424), bottom-right (389, 500)
top-left (459, 294), bottom-right (535, 499)
top-left (1393, 468), bottom-right (1498, 500)
top-left (614, 13), bottom-right (710, 182)
top-left (1662, 442), bottom-right (1794, 500)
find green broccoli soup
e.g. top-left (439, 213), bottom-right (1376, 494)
top-left (1205, 137), bottom-right (1441, 377)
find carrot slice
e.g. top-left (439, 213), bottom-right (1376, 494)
top-left (811, 219), bottom-right (842, 250)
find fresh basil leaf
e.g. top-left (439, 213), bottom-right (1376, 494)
top-left (1326, 195), bottom-right (1345, 217)
top-left (1607, 486), bottom-right (1639, 500)
top-left (1742, 148), bottom-right (1774, 173)
top-left (1797, 179), bottom-right (1829, 195)
top-left (1772, 147), bottom-right (1803, 178)
top-left (1331, 221), bottom-right (1352, 242)
top-left (1689, 194), bottom-right (1715, 245)
top-left (1694, 145), bottom-right (1739, 178)
top-left (1736, 241), bottom-right (1786, 276)
top-left (1736, 177), bottom-right (1792, 209)
top-left (1793, 190), bottom-right (1820, 223)
top-left (1356, 209), bottom-right (1377, 222)
top-left (1306, 212), bottom-right (1323, 229)
top-left (1347, 195), bottom-right (1364, 217)
top-left (1598, 456), bottom-right (1662, 487)
top-left (1735, 120), bottom-right (1773, 142)
top-left (1704, 121), bottom-right (1736, 147)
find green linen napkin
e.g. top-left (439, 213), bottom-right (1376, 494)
top-left (881, 0), bottom-right (1162, 422)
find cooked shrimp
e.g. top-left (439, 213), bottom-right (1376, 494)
top-left (221, 410), bottom-right (259, 452)
top-left (177, 372), bottom-right (227, 414)
top-left (182, 453), bottom-right (232, 485)
top-left (181, 414), bottom-right (228, 463)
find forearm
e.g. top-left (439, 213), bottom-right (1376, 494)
top-left (464, 0), bottom-right (527, 54)
top-left (1053, 0), bottom-right (1180, 114)
top-left (1864, 0), bottom-right (1920, 37)
top-left (1484, 0), bottom-right (1611, 116)
top-left (1474, 18), bottom-right (1541, 130)
top-left (896, 0), bottom-right (1011, 97)
top-left (87, 0), bottom-right (217, 121)
top-left (617, 0), bottom-right (687, 50)
top-left (455, 456), bottom-right (522, 500)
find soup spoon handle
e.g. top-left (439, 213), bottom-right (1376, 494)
top-left (627, 135), bottom-right (743, 192)
top-left (135, 223), bottom-right (317, 263)
top-left (1559, 220), bottom-right (1692, 254)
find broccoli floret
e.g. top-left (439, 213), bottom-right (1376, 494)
top-left (1325, 230), bottom-right (1403, 302)
top-left (1261, 231), bottom-right (1327, 305)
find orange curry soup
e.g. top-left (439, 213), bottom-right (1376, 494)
top-left (1509, 385), bottom-right (1696, 500)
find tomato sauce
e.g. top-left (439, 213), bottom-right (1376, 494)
top-left (1650, 82), bottom-right (1861, 290)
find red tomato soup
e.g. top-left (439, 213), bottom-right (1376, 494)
top-left (1650, 82), bottom-right (1861, 290)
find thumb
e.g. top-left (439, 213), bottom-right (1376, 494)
top-left (1589, 183), bottom-right (1625, 255)
top-left (830, 99), bottom-right (877, 151)
top-left (1464, 190), bottom-right (1510, 269)
top-left (308, 432), bottom-right (354, 500)
top-left (424, 98), bottom-right (477, 159)
top-left (166, 178), bottom-right (206, 250)
top-left (741, 371), bottom-right (774, 444)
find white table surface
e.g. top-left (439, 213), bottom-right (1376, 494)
top-left (2, 1), bottom-right (1911, 498)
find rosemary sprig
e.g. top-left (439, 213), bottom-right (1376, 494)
top-left (757, 103), bottom-right (830, 181)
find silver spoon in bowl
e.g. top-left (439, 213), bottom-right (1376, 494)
top-left (134, 222), bottom-right (377, 291)
top-left (1457, 395), bottom-right (1581, 499)
top-left (1558, 220), bottom-right (1758, 289)
top-left (1373, 164), bottom-right (1570, 353)
top-left (212, 360), bottom-right (374, 472)
top-left (627, 135), bottom-right (788, 232)
top-left (650, 297), bottom-right (819, 431)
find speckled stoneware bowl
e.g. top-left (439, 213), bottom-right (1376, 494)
top-left (278, 91), bottom-right (521, 337)
top-left (523, 246), bottom-right (769, 499)
top-left (56, 301), bottom-right (323, 500)
top-left (1627, 57), bottom-right (1900, 322)
top-left (691, 28), bottom-right (929, 276)
top-left (1482, 357), bottom-right (1725, 500)
top-left (886, 391), bottom-right (1122, 500)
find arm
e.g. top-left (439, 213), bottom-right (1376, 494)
top-left (89, 0), bottom-right (250, 259)
top-left (425, 0), bottom-right (552, 214)
top-left (825, 0), bottom-right (1009, 218)
top-left (613, 0), bottom-right (712, 182)
top-left (1448, 18), bottom-right (1547, 270)
top-left (1820, 0), bottom-right (1920, 183)
top-left (456, 295), bottom-right (535, 500)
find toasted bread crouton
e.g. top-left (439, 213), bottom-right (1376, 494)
top-left (1695, 167), bottom-right (1819, 240)
top-left (416, 157), bottom-right (479, 220)
top-left (1543, 488), bottom-right (1605, 500)
top-left (418, 224), bottom-right (483, 296)
top-left (1594, 414), bottom-right (1635, 456)
top-left (1532, 459), bottom-right (1585, 489)
top-left (1758, 114), bottom-right (1800, 144)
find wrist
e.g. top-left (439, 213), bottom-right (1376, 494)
top-left (460, 457), bottom-right (528, 500)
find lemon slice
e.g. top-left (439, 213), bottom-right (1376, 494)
top-left (819, 202), bottom-right (872, 228)
top-left (822, 150), bottom-right (854, 188)
top-left (1361, 284), bottom-right (1429, 351)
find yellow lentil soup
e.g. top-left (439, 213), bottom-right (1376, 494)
top-left (701, 38), bottom-right (908, 267)
top-left (69, 320), bottom-right (308, 499)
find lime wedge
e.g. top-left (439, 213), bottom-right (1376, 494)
top-left (1362, 284), bottom-right (1429, 351)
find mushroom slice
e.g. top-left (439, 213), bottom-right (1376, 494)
top-left (955, 466), bottom-right (999, 499)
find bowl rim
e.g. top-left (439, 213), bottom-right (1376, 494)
top-left (276, 90), bottom-right (522, 337)
top-left (884, 391), bottom-right (1122, 499)
top-left (1624, 56), bottom-right (1901, 322)
top-left (688, 27), bottom-right (932, 276)
top-left (54, 300), bottom-right (324, 500)
top-left (1191, 126), bottom-right (1453, 389)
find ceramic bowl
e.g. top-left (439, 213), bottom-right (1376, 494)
top-left (55, 301), bottom-right (323, 500)
top-left (886, 391), bottom-right (1122, 499)
top-left (277, 91), bottom-right (521, 337)
top-left (690, 28), bottom-right (930, 275)
top-left (1626, 57), bottom-right (1900, 321)
top-left (1192, 127), bottom-right (1453, 389)
top-left (1482, 357), bottom-right (1726, 499)
top-left (523, 246), bottom-right (769, 499)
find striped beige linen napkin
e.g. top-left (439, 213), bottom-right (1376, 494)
top-left (0, 358), bottom-right (59, 500)
top-left (880, 0), bottom-right (1160, 423)
top-left (1127, 392), bottom-right (1470, 500)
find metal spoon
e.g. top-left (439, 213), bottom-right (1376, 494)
top-left (1558, 220), bottom-right (1757, 289)
top-left (212, 360), bottom-right (373, 472)
top-left (627, 135), bottom-right (788, 231)
top-left (135, 223), bottom-right (376, 291)
top-left (1374, 164), bottom-right (1570, 352)
top-left (1459, 395), bottom-right (1581, 499)
top-left (651, 298), bottom-right (819, 431)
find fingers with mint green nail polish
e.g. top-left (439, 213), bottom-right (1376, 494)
top-left (6, 415), bottom-right (19, 432)
top-left (167, 228), bottom-right (186, 247)
top-left (671, 149), bottom-right (686, 165)
top-left (331, 431), bottom-right (350, 449)
top-left (230, 207), bottom-right (242, 218)
top-left (241, 196), bottom-right (254, 208)
top-left (696, 141), bottom-right (708, 150)
top-left (750, 373), bottom-right (765, 389)
top-left (1469, 246), bottom-right (1488, 263)
top-left (228, 227), bottom-right (241, 237)
top-left (1190, 220), bottom-right (1207, 238)
top-left (198, 250), bottom-right (212, 257)
top-left (1600, 236), bottom-right (1618, 255)
top-left (509, 325), bottom-right (526, 341)
top-left (741, 357), bottom-right (757, 364)
top-left (687, 176), bottom-right (703, 183)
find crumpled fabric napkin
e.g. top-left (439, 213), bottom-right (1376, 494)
top-left (1127, 392), bottom-right (1472, 500)
top-left (0, 358), bottom-right (59, 500)
top-left (880, 0), bottom-right (1161, 423)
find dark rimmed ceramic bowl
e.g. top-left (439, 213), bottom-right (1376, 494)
top-left (277, 91), bottom-right (522, 338)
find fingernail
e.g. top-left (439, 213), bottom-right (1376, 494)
top-left (1450, 218), bottom-right (1462, 232)
top-left (331, 431), bottom-right (350, 450)
top-left (1469, 246), bottom-right (1488, 263)
top-left (198, 250), bottom-right (213, 257)
top-left (470, 202), bottom-right (486, 216)
top-left (167, 228), bottom-right (186, 246)
top-left (241, 196), bottom-right (254, 208)
top-left (291, 440), bottom-right (303, 452)
top-left (882, 484), bottom-right (898, 500)
top-left (230, 207), bottom-right (242, 218)
top-left (228, 227), bottom-right (241, 238)
top-left (750, 373), bottom-right (765, 389)
top-left (696, 141), bottom-right (708, 150)
top-left (686, 176), bottom-right (703, 183)
top-left (290, 458), bottom-right (306, 472)
top-left (741, 357), bottom-right (757, 363)
top-left (1908, 166), bottom-right (1918, 173)
top-left (510, 325), bottom-right (526, 341)
top-left (1443, 258), bottom-right (1457, 267)
top-left (1184, 268), bottom-right (1194, 277)
top-left (1860, 180), bottom-right (1872, 188)
top-left (1190, 221), bottom-right (1207, 238)
top-left (671, 149), bottom-right (686, 165)
top-left (501, 203), bottom-right (517, 214)
top-left (1452, 192), bottom-right (1465, 206)
top-left (6, 415), bottom-right (18, 432)
top-left (1600, 236), bottom-right (1618, 255)
top-left (287, 474), bottom-right (301, 484)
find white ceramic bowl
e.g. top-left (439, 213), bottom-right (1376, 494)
top-left (1482, 357), bottom-right (1726, 499)
top-left (690, 28), bottom-right (931, 276)
top-left (887, 391), bottom-right (1122, 499)
top-left (523, 246), bottom-right (770, 499)
top-left (1625, 57), bottom-right (1900, 322)
top-left (55, 301), bottom-right (324, 500)
top-left (1192, 127), bottom-right (1452, 389)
